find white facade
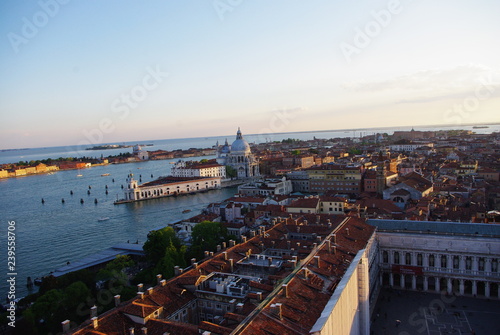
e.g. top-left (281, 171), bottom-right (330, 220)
top-left (171, 160), bottom-right (226, 179)
top-left (371, 220), bottom-right (500, 299)
top-left (217, 128), bottom-right (259, 178)
top-left (238, 177), bottom-right (293, 196)
top-left (388, 143), bottom-right (433, 152)
top-left (122, 175), bottom-right (221, 202)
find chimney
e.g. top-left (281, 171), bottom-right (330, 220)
top-left (256, 292), bottom-right (263, 301)
top-left (216, 245), bottom-right (221, 252)
top-left (247, 248), bottom-right (252, 256)
top-left (268, 257), bottom-right (273, 266)
top-left (141, 327), bottom-right (148, 335)
top-left (156, 274), bottom-right (162, 284)
top-left (129, 327), bottom-right (135, 335)
top-left (61, 320), bottom-right (70, 333)
top-left (160, 279), bottom-right (167, 286)
top-left (222, 242), bottom-right (227, 249)
top-left (346, 228), bottom-right (350, 235)
top-left (242, 236), bottom-right (247, 243)
top-left (191, 258), bottom-right (197, 266)
top-left (316, 215), bottom-right (320, 224)
top-left (250, 230), bottom-right (256, 237)
top-left (271, 303), bottom-right (283, 319)
top-left (210, 252), bottom-right (214, 257)
top-left (332, 234), bottom-right (337, 244)
top-left (90, 305), bottom-right (97, 318)
top-left (229, 259), bottom-right (234, 272)
top-left (271, 240), bottom-right (275, 248)
top-left (314, 255), bottom-right (320, 268)
top-left (313, 242), bottom-right (317, 250)
top-left (114, 295), bottom-right (121, 307)
top-left (303, 219), bottom-right (308, 225)
top-left (236, 303), bottom-right (244, 312)
top-left (204, 251), bottom-right (210, 258)
top-left (91, 317), bottom-right (98, 329)
top-left (138, 292), bottom-right (145, 300)
top-left (333, 246), bottom-right (337, 254)
top-left (147, 287), bottom-right (153, 295)
top-left (222, 251), bottom-right (228, 260)
top-left (282, 284), bottom-right (289, 298)
top-left (229, 240), bottom-right (236, 247)
top-left (317, 235), bottom-right (322, 242)
top-left (174, 266), bottom-right (181, 276)
top-left (326, 239), bottom-right (331, 253)
top-left (137, 283), bottom-right (143, 293)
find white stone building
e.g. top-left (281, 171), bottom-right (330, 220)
top-left (171, 160), bottom-right (226, 179)
top-left (217, 128), bottom-right (259, 178)
top-left (238, 177), bottom-right (293, 197)
top-left (370, 219), bottom-right (500, 299)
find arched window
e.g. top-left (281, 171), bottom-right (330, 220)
top-left (417, 254), bottom-right (423, 266)
top-left (453, 256), bottom-right (459, 269)
top-left (393, 196), bottom-right (405, 203)
top-left (429, 254), bottom-right (435, 267)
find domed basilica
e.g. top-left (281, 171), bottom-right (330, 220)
top-left (216, 128), bottom-right (259, 178)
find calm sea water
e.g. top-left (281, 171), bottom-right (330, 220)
top-left (1, 125), bottom-right (499, 299)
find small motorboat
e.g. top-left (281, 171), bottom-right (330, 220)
top-left (182, 209), bottom-right (191, 214)
top-left (97, 217), bottom-right (110, 222)
top-left (101, 173), bottom-right (111, 176)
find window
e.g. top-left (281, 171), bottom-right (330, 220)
top-left (466, 257), bottom-right (472, 270)
top-left (429, 255), bottom-right (435, 267)
top-left (479, 258), bottom-right (485, 271)
top-left (492, 259), bottom-right (498, 272)
top-left (394, 252), bottom-right (400, 264)
top-left (441, 255), bottom-right (447, 268)
top-left (417, 254), bottom-right (423, 266)
top-left (383, 251), bottom-right (388, 263)
top-left (405, 253), bottom-right (412, 265)
top-left (453, 256), bottom-right (459, 269)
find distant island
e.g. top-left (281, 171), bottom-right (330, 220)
top-left (85, 144), bottom-right (153, 150)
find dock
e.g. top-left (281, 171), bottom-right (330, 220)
top-left (51, 243), bottom-right (144, 277)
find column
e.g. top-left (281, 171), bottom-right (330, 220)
top-left (423, 276), bottom-right (428, 291)
top-left (400, 274), bottom-right (405, 288)
top-left (460, 255), bottom-right (466, 272)
top-left (485, 282), bottom-right (490, 298)
top-left (485, 258), bottom-right (492, 274)
top-left (423, 253), bottom-right (429, 268)
top-left (435, 277), bottom-right (440, 292)
top-left (447, 278), bottom-right (452, 295)
top-left (472, 280), bottom-right (477, 296)
top-left (389, 273), bottom-right (394, 287)
top-left (472, 256), bottom-right (479, 273)
top-left (459, 280), bottom-right (465, 295)
top-left (412, 275), bottom-right (417, 290)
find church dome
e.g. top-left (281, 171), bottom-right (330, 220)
top-left (231, 128), bottom-right (251, 153)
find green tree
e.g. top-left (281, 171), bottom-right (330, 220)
top-left (154, 241), bottom-right (187, 279)
top-left (200, 159), bottom-right (209, 163)
top-left (226, 165), bottom-right (237, 178)
top-left (191, 221), bottom-right (229, 254)
top-left (63, 281), bottom-right (90, 311)
top-left (143, 227), bottom-right (181, 264)
top-left (291, 150), bottom-right (301, 155)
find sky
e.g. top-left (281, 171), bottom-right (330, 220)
top-left (1, 0), bottom-right (499, 149)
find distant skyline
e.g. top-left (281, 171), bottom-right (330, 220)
top-left (1, 0), bottom-right (500, 150)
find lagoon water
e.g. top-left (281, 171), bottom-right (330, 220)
top-left (1, 124), bottom-right (499, 299)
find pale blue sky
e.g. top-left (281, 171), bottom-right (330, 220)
top-left (1, 0), bottom-right (499, 149)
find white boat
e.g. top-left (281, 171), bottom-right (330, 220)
top-left (101, 173), bottom-right (110, 176)
top-left (76, 174), bottom-right (83, 177)
top-left (97, 217), bottom-right (110, 222)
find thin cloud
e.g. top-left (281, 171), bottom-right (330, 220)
top-left (342, 64), bottom-right (496, 92)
